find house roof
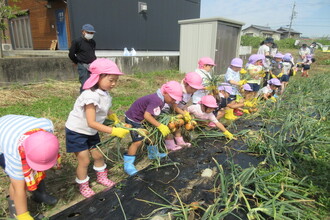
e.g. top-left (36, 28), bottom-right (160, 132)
top-left (277, 27), bottom-right (301, 34)
top-left (242, 25), bottom-right (282, 33)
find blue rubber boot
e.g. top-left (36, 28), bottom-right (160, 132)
top-left (147, 145), bottom-right (167, 160)
top-left (123, 154), bottom-right (138, 176)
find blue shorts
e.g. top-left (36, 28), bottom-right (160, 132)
top-left (303, 65), bottom-right (310, 70)
top-left (248, 83), bottom-right (260, 92)
top-left (125, 117), bottom-right (144, 142)
top-left (65, 127), bottom-right (100, 153)
top-left (280, 75), bottom-right (290, 82)
top-left (0, 153), bottom-right (5, 169)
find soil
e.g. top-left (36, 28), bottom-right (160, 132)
top-left (49, 118), bottom-right (265, 220)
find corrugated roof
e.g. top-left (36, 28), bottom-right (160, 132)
top-left (242, 25), bottom-right (282, 33)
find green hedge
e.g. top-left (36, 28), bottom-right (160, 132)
top-left (241, 35), bottom-right (297, 49)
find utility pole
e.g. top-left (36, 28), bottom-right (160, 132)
top-left (287, 2), bottom-right (297, 38)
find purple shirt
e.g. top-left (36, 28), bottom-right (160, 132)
top-left (125, 93), bottom-right (164, 123)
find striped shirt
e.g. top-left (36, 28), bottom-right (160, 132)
top-left (0, 115), bottom-right (54, 180)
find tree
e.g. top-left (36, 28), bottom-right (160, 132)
top-left (0, 0), bottom-right (21, 58)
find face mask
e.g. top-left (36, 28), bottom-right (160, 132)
top-left (84, 33), bottom-right (94, 40)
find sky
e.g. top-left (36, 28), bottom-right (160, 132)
top-left (200, 0), bottom-right (330, 38)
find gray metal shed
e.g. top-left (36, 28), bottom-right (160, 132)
top-left (178, 17), bottom-right (244, 74)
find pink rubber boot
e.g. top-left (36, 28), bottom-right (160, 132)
top-left (96, 170), bottom-right (116, 188)
top-left (174, 136), bottom-right (191, 147)
top-left (76, 177), bottom-right (95, 198)
top-left (165, 139), bottom-right (182, 151)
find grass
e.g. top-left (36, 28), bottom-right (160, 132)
top-left (0, 50), bottom-right (329, 219)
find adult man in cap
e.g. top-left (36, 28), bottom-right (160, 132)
top-left (69, 24), bottom-right (97, 92)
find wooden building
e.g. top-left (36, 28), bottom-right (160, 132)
top-left (7, 0), bottom-right (200, 51)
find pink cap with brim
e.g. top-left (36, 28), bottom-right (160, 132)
top-left (198, 57), bottom-right (216, 68)
top-left (218, 85), bottom-right (233, 95)
top-left (243, 84), bottom-right (253, 91)
top-left (23, 131), bottom-right (59, 171)
top-left (199, 95), bottom-right (218, 108)
top-left (161, 81), bottom-right (183, 101)
top-left (230, 58), bottom-right (243, 68)
top-left (267, 78), bottom-right (281, 86)
top-left (83, 58), bottom-right (124, 90)
top-left (184, 72), bottom-right (204, 89)
top-left (274, 53), bottom-right (284, 59)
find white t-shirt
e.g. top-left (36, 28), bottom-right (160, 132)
top-left (187, 104), bottom-right (218, 123)
top-left (257, 44), bottom-right (270, 55)
top-left (192, 68), bottom-right (211, 104)
top-left (258, 85), bottom-right (273, 96)
top-left (66, 89), bottom-right (112, 135)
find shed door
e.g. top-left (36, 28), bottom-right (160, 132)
top-left (55, 9), bottom-right (68, 50)
top-left (10, 15), bottom-right (33, 50)
top-left (215, 23), bottom-right (240, 74)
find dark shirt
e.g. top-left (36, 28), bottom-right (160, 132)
top-left (125, 93), bottom-right (164, 123)
top-left (68, 36), bottom-right (96, 64)
top-left (213, 97), bottom-right (233, 116)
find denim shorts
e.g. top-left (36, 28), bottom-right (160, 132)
top-left (125, 117), bottom-right (145, 142)
top-left (0, 153), bottom-right (5, 169)
top-left (248, 83), bottom-right (260, 92)
top-left (65, 127), bottom-right (101, 153)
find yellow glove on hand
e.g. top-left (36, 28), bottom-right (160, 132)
top-left (17, 212), bottom-right (34, 220)
top-left (183, 112), bottom-right (192, 122)
top-left (157, 124), bottom-right (171, 137)
top-left (107, 113), bottom-right (120, 125)
top-left (238, 79), bottom-right (247, 86)
top-left (240, 68), bottom-right (247, 74)
top-left (277, 72), bottom-right (283, 78)
top-left (271, 73), bottom-right (277, 79)
top-left (244, 101), bottom-right (255, 108)
top-left (270, 96), bottom-right (277, 103)
top-left (242, 109), bottom-right (250, 114)
top-left (223, 130), bottom-right (234, 140)
top-left (111, 127), bottom-right (129, 138)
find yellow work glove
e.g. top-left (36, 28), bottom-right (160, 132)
top-left (277, 72), bottom-right (283, 78)
top-left (242, 109), bottom-right (250, 114)
top-left (107, 113), bottom-right (120, 125)
top-left (244, 101), bottom-right (255, 108)
top-left (270, 96), bottom-right (277, 103)
top-left (223, 130), bottom-right (234, 140)
top-left (183, 111), bottom-right (192, 122)
top-left (157, 124), bottom-right (171, 137)
top-left (111, 127), bottom-right (129, 138)
top-left (17, 212), bottom-right (34, 220)
top-left (270, 73), bottom-right (277, 79)
top-left (238, 79), bottom-right (247, 86)
top-left (240, 68), bottom-right (247, 74)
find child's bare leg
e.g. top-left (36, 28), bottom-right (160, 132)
top-left (75, 150), bottom-right (90, 180)
top-left (128, 141), bottom-right (142, 155)
top-left (90, 148), bottom-right (104, 167)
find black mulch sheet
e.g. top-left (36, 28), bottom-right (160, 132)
top-left (50, 119), bottom-right (265, 220)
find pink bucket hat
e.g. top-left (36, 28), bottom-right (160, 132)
top-left (218, 84), bottom-right (233, 95)
top-left (83, 58), bottom-right (124, 90)
top-left (274, 53), bottom-right (284, 59)
top-left (184, 72), bottom-right (204, 89)
top-left (23, 131), bottom-right (60, 171)
top-left (243, 84), bottom-right (253, 91)
top-left (267, 78), bottom-right (281, 86)
top-left (198, 57), bottom-right (216, 68)
top-left (230, 58), bottom-right (243, 68)
top-left (199, 95), bottom-right (218, 108)
top-left (161, 81), bottom-right (183, 101)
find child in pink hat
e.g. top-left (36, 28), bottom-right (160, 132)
top-left (0, 115), bottom-right (60, 219)
top-left (187, 95), bottom-right (234, 140)
top-left (301, 54), bottom-right (313, 77)
top-left (246, 54), bottom-right (265, 96)
top-left (124, 81), bottom-right (183, 175)
top-left (192, 57), bottom-right (216, 104)
top-left (258, 78), bottom-right (281, 101)
top-left (162, 72), bottom-right (204, 151)
top-left (65, 58), bottom-right (129, 198)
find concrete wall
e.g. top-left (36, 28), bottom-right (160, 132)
top-left (0, 56), bottom-right (179, 86)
